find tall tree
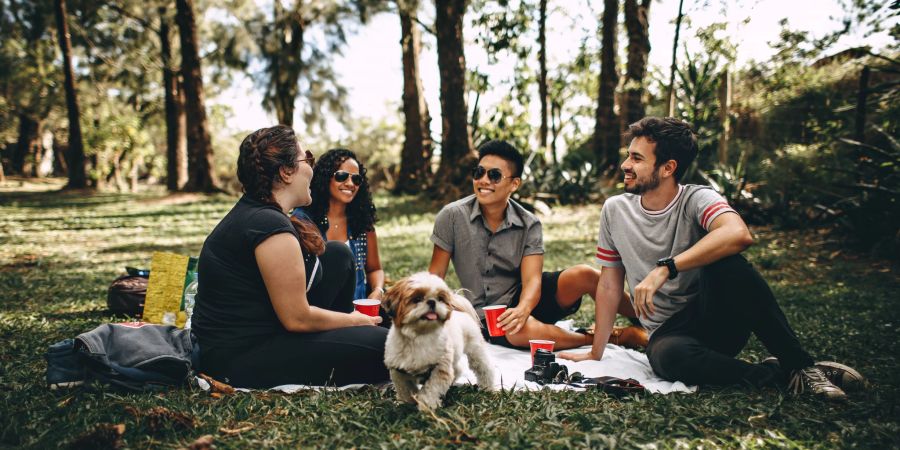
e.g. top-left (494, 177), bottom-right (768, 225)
top-left (395, 0), bottom-right (433, 194)
top-left (2, 0), bottom-right (61, 177)
top-left (593, 0), bottom-right (619, 172)
top-left (537, 0), bottom-right (549, 159)
top-left (159, 6), bottom-right (187, 191)
top-left (666, 0), bottom-right (685, 116)
top-left (53, 0), bottom-right (86, 188)
top-left (434, 0), bottom-right (475, 195)
top-left (622, 0), bottom-right (650, 128)
top-left (255, 1), bottom-right (374, 129)
top-left (175, 0), bottom-right (218, 192)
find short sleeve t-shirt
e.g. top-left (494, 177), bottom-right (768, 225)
top-left (192, 195), bottom-right (321, 351)
top-left (595, 184), bottom-right (737, 333)
top-left (431, 195), bottom-right (543, 316)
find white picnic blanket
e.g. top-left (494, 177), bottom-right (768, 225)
top-left (197, 337), bottom-right (696, 395)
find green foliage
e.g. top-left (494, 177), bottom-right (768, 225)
top-left (0, 184), bottom-right (898, 448)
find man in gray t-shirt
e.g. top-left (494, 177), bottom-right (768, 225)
top-left (429, 140), bottom-right (646, 351)
top-left (561, 117), bottom-right (862, 401)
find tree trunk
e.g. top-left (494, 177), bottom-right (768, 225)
top-left (271, 0), bottom-right (305, 127)
top-left (160, 6), bottom-right (187, 191)
top-left (176, 0), bottom-right (218, 192)
top-left (53, 137), bottom-right (68, 176)
top-left (593, 0), bottom-right (620, 172)
top-left (538, 0), bottom-right (549, 157)
top-left (666, 0), bottom-right (685, 117)
top-left (433, 0), bottom-right (474, 197)
top-left (395, 0), bottom-right (433, 194)
top-left (623, 0), bottom-right (651, 128)
top-left (13, 114), bottom-right (40, 175)
top-left (54, 0), bottom-right (87, 189)
top-left (717, 69), bottom-right (731, 164)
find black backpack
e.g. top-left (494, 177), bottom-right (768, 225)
top-left (107, 274), bottom-right (148, 318)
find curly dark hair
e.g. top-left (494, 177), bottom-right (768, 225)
top-left (306, 148), bottom-right (377, 235)
top-left (625, 117), bottom-right (698, 182)
top-left (237, 125), bottom-right (324, 255)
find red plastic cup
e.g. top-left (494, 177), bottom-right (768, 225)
top-left (353, 299), bottom-right (381, 317)
top-left (529, 340), bottom-right (555, 364)
top-left (483, 305), bottom-right (507, 337)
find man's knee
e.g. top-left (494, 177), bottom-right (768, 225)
top-left (558, 265), bottom-right (599, 295)
top-left (648, 336), bottom-right (702, 382)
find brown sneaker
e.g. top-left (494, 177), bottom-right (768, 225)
top-left (788, 366), bottom-right (847, 401)
top-left (815, 361), bottom-right (866, 392)
top-left (609, 325), bottom-right (649, 349)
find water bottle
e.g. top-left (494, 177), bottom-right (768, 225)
top-left (184, 272), bottom-right (198, 329)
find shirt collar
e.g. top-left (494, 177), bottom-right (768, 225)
top-left (468, 197), bottom-right (524, 229)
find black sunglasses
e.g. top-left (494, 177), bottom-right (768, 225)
top-left (298, 150), bottom-right (315, 168)
top-left (333, 170), bottom-right (363, 186)
top-left (472, 165), bottom-right (515, 184)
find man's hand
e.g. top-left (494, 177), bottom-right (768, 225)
top-left (497, 306), bottom-right (530, 335)
top-left (632, 266), bottom-right (668, 319)
top-left (558, 349), bottom-right (601, 362)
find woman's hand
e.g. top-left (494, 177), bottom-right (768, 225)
top-left (367, 287), bottom-right (384, 301)
top-left (350, 310), bottom-right (382, 326)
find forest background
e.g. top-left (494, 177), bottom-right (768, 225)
top-left (1, 0), bottom-right (898, 253)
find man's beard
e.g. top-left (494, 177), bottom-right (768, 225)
top-left (624, 169), bottom-right (661, 195)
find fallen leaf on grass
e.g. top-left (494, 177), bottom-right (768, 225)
top-left (68, 423), bottom-right (125, 450)
top-left (449, 430), bottom-right (479, 445)
top-left (748, 413), bottom-right (768, 427)
top-left (144, 406), bottom-right (198, 433)
top-left (180, 434), bottom-right (215, 450)
top-left (219, 422), bottom-right (255, 435)
top-left (199, 373), bottom-right (235, 395)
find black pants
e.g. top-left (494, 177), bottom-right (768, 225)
top-left (206, 242), bottom-right (389, 388)
top-left (646, 254), bottom-right (814, 387)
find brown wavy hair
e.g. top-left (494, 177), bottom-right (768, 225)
top-left (237, 125), bottom-right (325, 255)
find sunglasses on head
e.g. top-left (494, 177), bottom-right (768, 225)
top-left (333, 170), bottom-right (363, 186)
top-left (472, 165), bottom-right (515, 184)
top-left (298, 150), bottom-right (315, 168)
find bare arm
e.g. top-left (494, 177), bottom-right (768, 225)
top-left (428, 245), bottom-right (452, 279)
top-left (559, 265), bottom-right (625, 361)
top-left (256, 233), bottom-right (380, 332)
top-left (364, 230), bottom-right (385, 300)
top-left (633, 212), bottom-right (753, 318)
top-left (498, 253), bottom-right (542, 335)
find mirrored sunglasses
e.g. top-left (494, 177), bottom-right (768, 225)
top-left (472, 165), bottom-right (514, 184)
top-left (333, 170), bottom-right (363, 186)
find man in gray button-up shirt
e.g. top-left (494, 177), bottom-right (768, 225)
top-left (429, 140), bottom-right (641, 350)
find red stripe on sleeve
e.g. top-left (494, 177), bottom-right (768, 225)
top-left (596, 246), bottom-right (619, 257)
top-left (596, 253), bottom-right (622, 262)
top-left (702, 204), bottom-right (734, 229)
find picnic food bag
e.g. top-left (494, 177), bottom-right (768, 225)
top-left (142, 252), bottom-right (198, 328)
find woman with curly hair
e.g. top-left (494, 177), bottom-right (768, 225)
top-left (192, 126), bottom-right (388, 388)
top-left (293, 148), bottom-right (385, 301)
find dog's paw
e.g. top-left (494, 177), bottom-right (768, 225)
top-left (412, 393), bottom-right (441, 412)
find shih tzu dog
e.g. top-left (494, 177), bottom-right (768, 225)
top-left (383, 272), bottom-right (496, 411)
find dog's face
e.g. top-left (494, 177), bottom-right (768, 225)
top-left (384, 272), bottom-right (455, 332)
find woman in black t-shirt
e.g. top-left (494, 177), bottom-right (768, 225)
top-left (192, 125), bottom-right (389, 388)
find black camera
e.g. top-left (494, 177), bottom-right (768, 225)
top-left (524, 349), bottom-right (569, 384)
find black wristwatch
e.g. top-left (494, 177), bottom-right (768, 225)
top-left (656, 257), bottom-right (678, 280)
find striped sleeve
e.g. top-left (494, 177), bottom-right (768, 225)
top-left (595, 203), bottom-right (624, 268)
top-left (694, 189), bottom-right (738, 231)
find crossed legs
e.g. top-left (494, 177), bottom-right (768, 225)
top-left (504, 265), bottom-right (637, 349)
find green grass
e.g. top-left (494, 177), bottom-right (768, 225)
top-left (1, 178), bottom-right (898, 449)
